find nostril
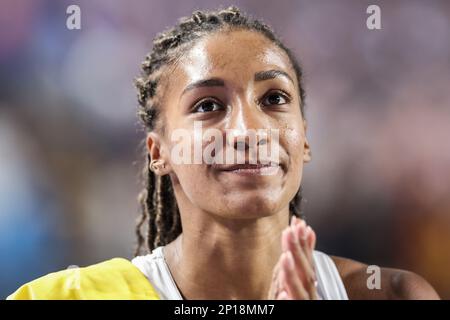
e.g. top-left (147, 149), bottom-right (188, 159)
top-left (258, 137), bottom-right (268, 146)
top-left (232, 136), bottom-right (267, 150)
top-left (234, 140), bottom-right (248, 151)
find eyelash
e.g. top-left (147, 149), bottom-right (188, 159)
top-left (259, 90), bottom-right (292, 107)
top-left (192, 98), bottom-right (224, 113)
top-left (191, 90), bottom-right (291, 113)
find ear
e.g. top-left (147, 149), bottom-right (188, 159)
top-left (302, 120), bottom-right (312, 163)
top-left (146, 132), bottom-right (171, 175)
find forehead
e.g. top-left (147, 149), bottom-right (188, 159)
top-left (165, 29), bottom-right (297, 93)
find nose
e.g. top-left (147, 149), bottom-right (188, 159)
top-left (225, 97), bottom-right (271, 153)
top-left (231, 133), bottom-right (268, 151)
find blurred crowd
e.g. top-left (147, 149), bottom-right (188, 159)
top-left (1, 0), bottom-right (449, 299)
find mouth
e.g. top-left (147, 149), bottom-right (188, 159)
top-left (212, 162), bottom-right (282, 176)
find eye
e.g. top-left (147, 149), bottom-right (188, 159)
top-left (193, 99), bottom-right (224, 113)
top-left (261, 91), bottom-right (290, 106)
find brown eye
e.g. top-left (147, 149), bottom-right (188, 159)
top-left (261, 92), bottom-right (290, 106)
top-left (193, 99), bottom-right (224, 113)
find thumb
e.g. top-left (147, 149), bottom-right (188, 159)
top-left (267, 259), bottom-right (282, 299)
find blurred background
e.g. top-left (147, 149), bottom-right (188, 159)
top-left (1, 0), bottom-right (449, 299)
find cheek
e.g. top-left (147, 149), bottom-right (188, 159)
top-left (166, 129), bottom-right (220, 205)
top-left (170, 163), bottom-right (213, 204)
top-left (282, 124), bottom-right (306, 182)
top-left (284, 123), bottom-right (305, 159)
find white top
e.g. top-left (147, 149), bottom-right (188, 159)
top-left (132, 246), bottom-right (349, 300)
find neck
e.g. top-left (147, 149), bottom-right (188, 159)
top-left (164, 208), bottom-right (288, 300)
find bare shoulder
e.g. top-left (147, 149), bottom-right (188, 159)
top-left (329, 255), bottom-right (440, 300)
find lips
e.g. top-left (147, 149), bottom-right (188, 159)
top-left (215, 163), bottom-right (275, 171)
top-left (212, 162), bottom-right (282, 176)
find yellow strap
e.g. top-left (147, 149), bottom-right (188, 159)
top-left (7, 258), bottom-right (160, 300)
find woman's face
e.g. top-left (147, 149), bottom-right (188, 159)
top-left (148, 29), bottom-right (311, 219)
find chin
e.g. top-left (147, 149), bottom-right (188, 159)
top-left (217, 191), bottom-right (285, 219)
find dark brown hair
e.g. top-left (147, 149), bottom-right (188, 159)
top-left (134, 6), bottom-right (307, 256)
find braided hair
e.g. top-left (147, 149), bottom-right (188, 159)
top-left (134, 6), bottom-right (307, 256)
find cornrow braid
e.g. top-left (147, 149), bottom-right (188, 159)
top-left (134, 6), bottom-right (307, 256)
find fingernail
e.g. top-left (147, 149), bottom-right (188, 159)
top-left (300, 219), bottom-right (306, 229)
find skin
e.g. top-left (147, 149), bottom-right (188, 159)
top-left (146, 29), bottom-right (440, 300)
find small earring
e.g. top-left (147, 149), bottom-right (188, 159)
top-left (149, 160), bottom-right (158, 172)
top-left (149, 160), bottom-right (166, 172)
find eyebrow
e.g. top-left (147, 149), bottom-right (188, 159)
top-left (181, 69), bottom-right (294, 96)
top-left (182, 78), bottom-right (225, 96)
top-left (254, 69), bottom-right (294, 84)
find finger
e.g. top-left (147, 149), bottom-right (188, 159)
top-left (268, 259), bottom-right (282, 299)
top-left (293, 218), bottom-right (315, 264)
top-left (290, 215), bottom-right (298, 230)
top-left (281, 227), bottom-right (290, 252)
top-left (277, 290), bottom-right (290, 300)
top-left (288, 218), bottom-right (319, 300)
top-left (306, 225), bottom-right (316, 251)
top-left (284, 226), bottom-right (319, 299)
top-left (297, 224), bottom-right (320, 299)
top-left (295, 223), bottom-right (319, 300)
top-left (305, 226), bottom-right (317, 273)
top-left (292, 220), bottom-right (316, 275)
top-left (285, 218), bottom-right (318, 299)
top-left (268, 261), bottom-right (280, 299)
top-left (284, 226), bottom-right (317, 289)
top-left (280, 251), bottom-right (309, 300)
top-left (281, 252), bottom-right (309, 299)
